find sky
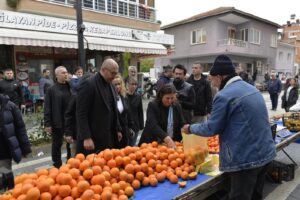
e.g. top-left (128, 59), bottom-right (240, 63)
top-left (156, 0), bottom-right (300, 26)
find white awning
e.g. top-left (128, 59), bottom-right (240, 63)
top-left (0, 28), bottom-right (167, 55)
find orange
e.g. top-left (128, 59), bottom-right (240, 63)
top-left (77, 180), bottom-right (90, 193)
top-left (148, 159), bottom-right (156, 168)
top-left (122, 156), bottom-right (131, 166)
top-left (131, 179), bottom-right (141, 190)
top-left (115, 156), bottom-right (123, 167)
top-left (36, 169), bottom-right (49, 177)
top-left (142, 177), bottom-right (150, 186)
top-left (71, 187), bottom-right (80, 199)
top-left (40, 192), bottom-right (52, 200)
top-left (49, 185), bottom-right (58, 197)
top-left (118, 181), bottom-right (128, 190)
top-left (75, 153), bottom-right (85, 162)
top-left (67, 158), bottom-right (81, 169)
top-left (59, 165), bottom-right (70, 173)
top-left (69, 168), bottom-right (80, 179)
top-left (90, 185), bottom-right (102, 194)
top-left (92, 165), bottom-right (102, 175)
top-left (21, 183), bottom-right (33, 194)
top-left (135, 172), bottom-right (145, 182)
top-left (25, 187), bottom-right (40, 200)
top-left (149, 177), bottom-right (158, 187)
top-left (81, 189), bottom-right (94, 200)
top-left (101, 190), bottom-right (112, 200)
top-left (110, 167), bottom-right (120, 178)
top-left (119, 171), bottom-right (128, 182)
top-left (119, 194), bottom-right (128, 200)
top-left (169, 174), bottom-right (178, 184)
top-left (58, 185), bottom-right (71, 198)
top-left (36, 180), bottom-right (50, 193)
top-left (127, 174), bottom-right (134, 183)
top-left (102, 171), bottom-right (111, 181)
top-left (157, 173), bottom-right (166, 182)
top-left (107, 159), bottom-right (117, 168)
top-left (124, 186), bottom-right (134, 197)
top-left (124, 164), bottom-right (134, 174)
top-left (83, 168), bottom-right (94, 180)
top-left (79, 160), bottom-right (90, 171)
top-left (135, 151), bottom-right (143, 161)
top-left (91, 174), bottom-right (106, 186)
top-left (103, 149), bottom-right (114, 161)
top-left (111, 183), bottom-right (120, 194)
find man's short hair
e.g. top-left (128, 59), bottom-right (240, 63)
top-left (193, 61), bottom-right (202, 67)
top-left (163, 65), bottom-right (172, 73)
top-left (173, 64), bottom-right (187, 75)
top-left (55, 66), bottom-right (66, 76)
top-left (4, 68), bottom-right (13, 73)
top-left (42, 69), bottom-right (50, 74)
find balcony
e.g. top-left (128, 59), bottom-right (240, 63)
top-left (217, 39), bottom-right (248, 48)
top-left (41, 0), bottom-right (156, 23)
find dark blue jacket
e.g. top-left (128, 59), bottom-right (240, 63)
top-left (267, 79), bottom-right (282, 94)
top-left (0, 95), bottom-right (31, 163)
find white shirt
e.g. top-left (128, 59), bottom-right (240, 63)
top-left (286, 86), bottom-right (293, 101)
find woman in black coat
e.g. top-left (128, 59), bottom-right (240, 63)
top-left (126, 77), bottom-right (144, 146)
top-left (113, 74), bottom-right (134, 148)
top-left (139, 84), bottom-right (185, 148)
top-left (282, 78), bottom-right (299, 112)
top-left (0, 94), bottom-right (31, 189)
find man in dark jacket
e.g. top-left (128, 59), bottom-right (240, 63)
top-left (44, 66), bottom-right (71, 168)
top-left (0, 94), bottom-right (31, 190)
top-left (267, 72), bottom-right (282, 111)
top-left (173, 64), bottom-right (195, 123)
top-left (0, 69), bottom-right (25, 109)
top-left (187, 62), bottom-right (212, 123)
top-left (76, 58), bottom-right (122, 155)
top-left (39, 69), bottom-right (54, 100)
top-left (156, 65), bottom-right (173, 91)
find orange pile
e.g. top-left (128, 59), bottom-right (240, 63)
top-left (207, 135), bottom-right (219, 153)
top-left (0, 142), bottom-right (200, 200)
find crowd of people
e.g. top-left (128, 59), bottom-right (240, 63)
top-left (1, 54), bottom-right (296, 199)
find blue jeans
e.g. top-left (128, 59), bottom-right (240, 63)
top-left (270, 93), bottom-right (278, 110)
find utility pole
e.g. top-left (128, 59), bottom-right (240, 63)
top-left (75, 0), bottom-right (86, 70)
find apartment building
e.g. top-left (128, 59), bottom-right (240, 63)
top-left (0, 0), bottom-right (173, 98)
top-left (155, 7), bottom-right (281, 82)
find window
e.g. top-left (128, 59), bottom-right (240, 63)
top-left (107, 0), bottom-right (117, 13)
top-left (95, 0), bottom-right (106, 11)
top-left (287, 53), bottom-right (291, 62)
top-left (278, 52), bottom-right (283, 61)
top-left (191, 28), bottom-right (206, 44)
top-left (270, 34), bottom-right (277, 47)
top-left (83, 0), bottom-right (93, 8)
top-left (249, 28), bottom-right (261, 44)
top-left (240, 28), bottom-right (248, 41)
top-left (118, 1), bottom-right (128, 15)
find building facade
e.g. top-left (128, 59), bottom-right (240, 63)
top-left (0, 0), bottom-right (173, 99)
top-left (281, 19), bottom-right (300, 74)
top-left (155, 7), bottom-right (280, 82)
top-left (275, 42), bottom-right (295, 76)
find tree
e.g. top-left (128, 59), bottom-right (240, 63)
top-left (140, 58), bottom-right (154, 72)
top-left (122, 52), bottom-right (131, 78)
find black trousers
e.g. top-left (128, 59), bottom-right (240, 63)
top-left (226, 163), bottom-right (270, 200)
top-left (51, 128), bottom-right (64, 168)
top-left (270, 93), bottom-right (279, 110)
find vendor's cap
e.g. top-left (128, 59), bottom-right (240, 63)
top-left (210, 55), bottom-right (235, 76)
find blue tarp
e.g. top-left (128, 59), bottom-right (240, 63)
top-left (133, 174), bottom-right (212, 200)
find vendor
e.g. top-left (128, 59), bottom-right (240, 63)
top-left (139, 84), bottom-right (185, 148)
top-left (182, 55), bottom-right (276, 200)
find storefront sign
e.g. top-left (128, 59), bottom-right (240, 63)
top-left (0, 10), bottom-right (174, 45)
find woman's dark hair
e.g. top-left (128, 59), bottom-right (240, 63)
top-left (74, 66), bottom-right (83, 74)
top-left (156, 84), bottom-right (176, 102)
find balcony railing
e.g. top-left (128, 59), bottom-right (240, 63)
top-left (42, 0), bottom-right (156, 22)
top-left (217, 39), bottom-right (248, 48)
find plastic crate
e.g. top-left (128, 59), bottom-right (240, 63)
top-left (267, 160), bottom-right (295, 184)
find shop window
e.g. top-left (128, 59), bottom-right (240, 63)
top-left (0, 45), bottom-right (13, 71)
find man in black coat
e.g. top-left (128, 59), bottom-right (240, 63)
top-left (187, 62), bottom-right (212, 123)
top-left (76, 58), bottom-right (122, 155)
top-left (0, 94), bottom-right (31, 190)
top-left (173, 64), bottom-right (195, 123)
top-left (0, 69), bottom-right (25, 109)
top-left (44, 66), bottom-right (71, 168)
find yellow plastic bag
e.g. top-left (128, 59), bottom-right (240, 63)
top-left (182, 133), bottom-right (209, 165)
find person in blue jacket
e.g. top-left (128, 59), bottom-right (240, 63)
top-left (182, 55), bottom-right (276, 200)
top-left (267, 72), bottom-right (282, 111)
top-left (0, 94), bottom-right (31, 190)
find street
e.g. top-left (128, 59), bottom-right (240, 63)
top-left (12, 91), bottom-right (300, 200)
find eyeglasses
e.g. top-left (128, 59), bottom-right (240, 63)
top-left (106, 68), bottom-right (118, 76)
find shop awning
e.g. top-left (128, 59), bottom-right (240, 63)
top-left (0, 28), bottom-right (167, 55)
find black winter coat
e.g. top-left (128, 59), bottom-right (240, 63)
top-left (138, 101), bottom-right (184, 145)
top-left (187, 74), bottom-right (212, 116)
top-left (117, 96), bottom-right (134, 148)
top-left (281, 86), bottom-right (299, 111)
top-left (0, 79), bottom-right (24, 107)
top-left (44, 82), bottom-right (72, 128)
top-left (127, 92), bottom-right (144, 132)
top-left (76, 73), bottom-right (121, 152)
top-left (64, 94), bottom-right (77, 139)
top-left (0, 95), bottom-right (31, 163)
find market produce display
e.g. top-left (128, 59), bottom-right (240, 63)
top-left (0, 142), bottom-right (208, 200)
top-left (207, 135), bottom-right (219, 154)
